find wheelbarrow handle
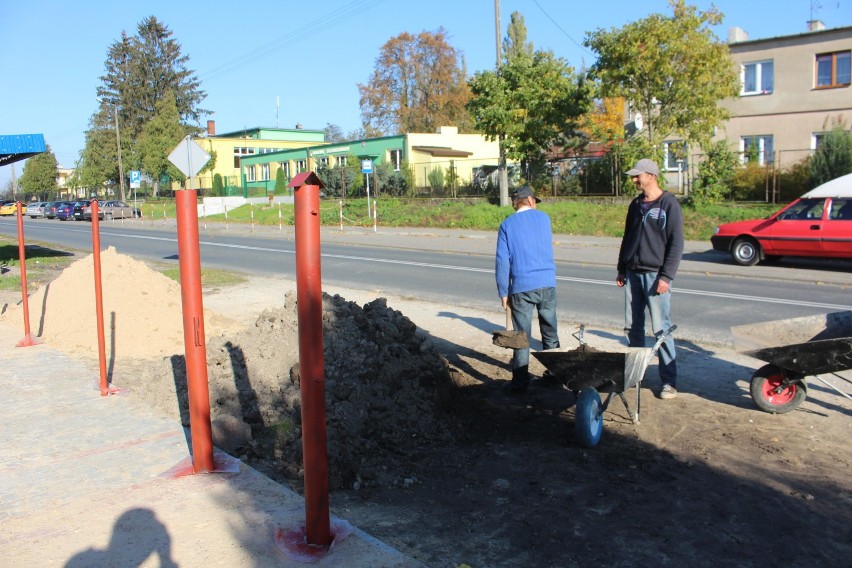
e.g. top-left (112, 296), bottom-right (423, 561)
top-left (651, 325), bottom-right (678, 355)
top-left (572, 324), bottom-right (586, 346)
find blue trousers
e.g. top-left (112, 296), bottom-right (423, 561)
top-left (624, 270), bottom-right (677, 387)
top-left (510, 287), bottom-right (560, 370)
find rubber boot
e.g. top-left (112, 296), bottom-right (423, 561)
top-left (508, 365), bottom-right (530, 392)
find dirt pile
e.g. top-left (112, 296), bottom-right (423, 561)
top-left (136, 291), bottom-right (456, 490)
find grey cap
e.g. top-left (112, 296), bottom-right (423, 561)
top-left (626, 158), bottom-right (660, 177)
top-left (510, 185), bottom-right (541, 203)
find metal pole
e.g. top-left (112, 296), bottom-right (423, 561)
top-left (114, 104), bottom-right (125, 202)
top-left (14, 202), bottom-right (36, 347)
top-left (176, 179), bottom-right (215, 472)
top-left (90, 200), bottom-right (109, 395)
top-left (293, 179), bottom-right (332, 546)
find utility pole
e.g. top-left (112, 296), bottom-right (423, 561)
top-left (495, 0), bottom-right (509, 207)
top-left (113, 103), bottom-right (126, 202)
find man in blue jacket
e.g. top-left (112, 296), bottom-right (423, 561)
top-left (496, 185), bottom-right (560, 392)
top-left (616, 159), bottom-right (684, 399)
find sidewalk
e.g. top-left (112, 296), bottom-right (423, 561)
top-left (0, 321), bottom-right (423, 567)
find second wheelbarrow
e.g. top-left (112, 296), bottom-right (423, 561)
top-left (731, 310), bottom-right (852, 414)
top-left (533, 325), bottom-right (676, 448)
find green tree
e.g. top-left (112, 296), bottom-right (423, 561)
top-left (87, 16), bottom-right (209, 196)
top-left (503, 11), bottom-right (533, 61)
top-left (136, 92), bottom-right (187, 196)
top-left (19, 144), bottom-right (59, 198)
top-left (212, 173), bottom-right (225, 196)
top-left (274, 166), bottom-right (288, 195)
top-left (467, 49), bottom-right (591, 181)
top-left (585, 0), bottom-right (738, 150)
top-left (358, 28), bottom-right (472, 136)
top-left (809, 122), bottom-right (852, 187)
top-left (692, 140), bottom-right (739, 204)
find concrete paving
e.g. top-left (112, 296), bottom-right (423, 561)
top-left (0, 321), bottom-right (423, 567)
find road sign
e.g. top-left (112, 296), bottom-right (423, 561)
top-left (168, 136), bottom-right (211, 178)
top-left (361, 159), bottom-right (373, 174)
top-left (129, 170), bottom-right (141, 188)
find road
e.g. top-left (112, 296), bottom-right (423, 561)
top-left (2, 216), bottom-right (851, 347)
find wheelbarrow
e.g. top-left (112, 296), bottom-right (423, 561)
top-left (533, 324), bottom-right (676, 448)
top-left (731, 310), bottom-right (852, 414)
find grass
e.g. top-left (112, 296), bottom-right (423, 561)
top-left (0, 241), bottom-right (77, 292)
top-left (195, 197), bottom-right (781, 241)
top-left (160, 267), bottom-right (247, 289)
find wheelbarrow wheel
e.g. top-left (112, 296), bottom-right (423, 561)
top-left (749, 364), bottom-right (806, 414)
top-left (575, 388), bottom-right (604, 448)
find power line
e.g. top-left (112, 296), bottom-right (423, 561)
top-left (532, 0), bottom-right (595, 59)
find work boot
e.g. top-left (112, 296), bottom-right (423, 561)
top-left (506, 365), bottom-right (530, 393)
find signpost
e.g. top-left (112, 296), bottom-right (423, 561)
top-left (361, 159), bottom-right (373, 216)
top-left (129, 170), bottom-right (141, 216)
top-left (168, 136), bottom-right (216, 474)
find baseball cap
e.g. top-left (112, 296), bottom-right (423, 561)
top-left (626, 159), bottom-right (660, 177)
top-left (510, 185), bottom-right (541, 203)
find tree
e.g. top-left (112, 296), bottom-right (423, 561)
top-left (692, 139), bottom-right (739, 204)
top-left (467, 49), bottom-right (591, 180)
top-left (503, 11), bottom-right (533, 62)
top-left (136, 92), bottom-right (187, 196)
top-left (324, 123), bottom-right (345, 143)
top-left (85, 16), bottom-right (209, 194)
top-left (809, 121), bottom-right (852, 188)
top-left (585, 0), bottom-right (739, 150)
top-left (358, 28), bottom-right (472, 136)
top-left (19, 145), bottom-right (59, 198)
top-left (274, 166), bottom-right (288, 195)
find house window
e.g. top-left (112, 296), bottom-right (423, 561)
top-left (280, 162), bottom-right (290, 178)
top-left (741, 135), bottom-right (774, 165)
top-left (742, 60), bottom-right (774, 95)
top-left (233, 146), bottom-right (256, 168)
top-left (296, 159), bottom-right (306, 173)
top-left (246, 165), bottom-right (256, 182)
top-left (318, 157), bottom-right (329, 167)
top-left (664, 141), bottom-right (687, 171)
top-left (389, 149), bottom-right (403, 171)
top-left (261, 163), bottom-right (270, 181)
top-left (336, 155), bottom-right (348, 167)
top-left (815, 51), bottom-right (851, 88)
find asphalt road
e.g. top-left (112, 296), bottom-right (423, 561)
top-left (1, 215), bottom-right (850, 347)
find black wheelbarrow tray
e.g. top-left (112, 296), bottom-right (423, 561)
top-left (731, 310), bottom-right (852, 414)
top-left (532, 325), bottom-right (676, 448)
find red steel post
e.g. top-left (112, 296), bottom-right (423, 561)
top-left (90, 200), bottom-right (109, 395)
top-left (175, 189), bottom-right (215, 473)
top-left (14, 202), bottom-right (36, 347)
top-left (294, 179), bottom-right (332, 546)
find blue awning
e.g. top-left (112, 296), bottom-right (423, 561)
top-left (0, 134), bottom-right (46, 166)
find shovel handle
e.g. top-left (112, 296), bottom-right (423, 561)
top-left (505, 305), bottom-right (512, 331)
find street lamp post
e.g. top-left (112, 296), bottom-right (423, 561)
top-left (112, 104), bottom-right (125, 201)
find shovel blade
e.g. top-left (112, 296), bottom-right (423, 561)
top-left (492, 330), bottom-right (529, 349)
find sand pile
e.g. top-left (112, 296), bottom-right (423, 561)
top-left (2, 247), bottom-right (208, 358)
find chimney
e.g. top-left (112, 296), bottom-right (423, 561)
top-left (728, 26), bottom-right (749, 43)
top-left (207, 120), bottom-right (216, 136)
top-left (807, 20), bottom-right (826, 32)
top-left (295, 122), bottom-right (303, 129)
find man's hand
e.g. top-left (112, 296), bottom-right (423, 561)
top-left (616, 273), bottom-right (626, 287)
top-left (655, 279), bottom-right (671, 294)
top-left (501, 297), bottom-right (509, 309)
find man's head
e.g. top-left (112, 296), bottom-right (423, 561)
top-left (510, 185), bottom-right (541, 208)
top-left (626, 159), bottom-right (661, 193)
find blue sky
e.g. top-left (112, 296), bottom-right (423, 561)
top-left (1, 0), bottom-right (849, 190)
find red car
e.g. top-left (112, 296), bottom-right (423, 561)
top-left (711, 173), bottom-right (852, 265)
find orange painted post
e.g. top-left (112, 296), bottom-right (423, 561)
top-left (338, 200), bottom-right (343, 232)
top-left (278, 202), bottom-right (283, 231)
top-left (176, 189), bottom-right (215, 473)
top-left (372, 200), bottom-right (377, 232)
top-left (290, 172), bottom-right (332, 546)
top-left (90, 200), bottom-right (109, 395)
top-left (14, 202), bottom-right (37, 347)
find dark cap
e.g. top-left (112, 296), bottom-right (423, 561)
top-left (510, 185), bottom-right (541, 203)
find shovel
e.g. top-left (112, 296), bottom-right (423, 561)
top-left (492, 305), bottom-right (529, 349)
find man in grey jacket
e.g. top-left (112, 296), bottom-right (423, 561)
top-left (616, 159), bottom-right (684, 399)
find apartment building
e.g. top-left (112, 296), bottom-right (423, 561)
top-left (717, 21), bottom-right (851, 170)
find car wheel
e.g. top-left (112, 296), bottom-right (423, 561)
top-left (732, 237), bottom-right (761, 266)
top-left (105, 212), bottom-right (113, 220)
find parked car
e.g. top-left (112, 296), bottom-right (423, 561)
top-left (100, 200), bottom-right (137, 219)
top-left (43, 201), bottom-right (64, 219)
top-left (711, 172), bottom-right (852, 265)
top-left (72, 200), bottom-right (97, 221)
top-left (0, 200), bottom-right (26, 216)
top-left (56, 201), bottom-right (86, 221)
top-left (26, 202), bottom-right (46, 218)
